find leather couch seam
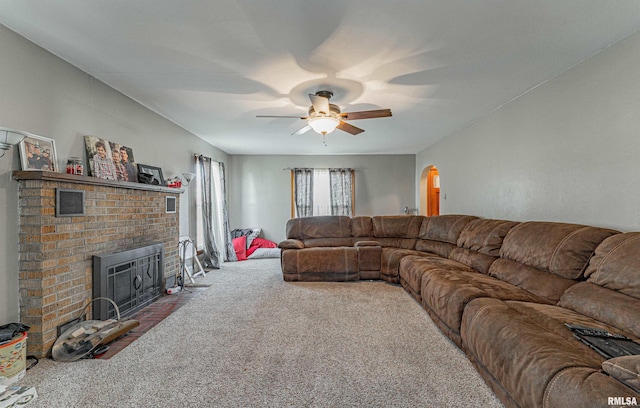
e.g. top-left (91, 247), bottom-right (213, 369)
top-left (542, 366), bottom-right (574, 408)
top-left (543, 365), bottom-right (587, 408)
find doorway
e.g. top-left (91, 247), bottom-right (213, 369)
top-left (420, 166), bottom-right (440, 216)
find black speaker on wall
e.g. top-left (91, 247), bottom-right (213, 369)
top-left (56, 188), bottom-right (85, 217)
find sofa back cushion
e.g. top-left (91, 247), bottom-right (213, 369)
top-left (351, 216), bottom-right (374, 237)
top-left (372, 216), bottom-right (424, 238)
top-left (286, 216), bottom-right (352, 240)
top-left (498, 222), bottom-right (618, 280)
top-left (584, 232), bottom-right (640, 299)
top-left (456, 218), bottom-right (520, 256)
top-left (489, 259), bottom-right (579, 303)
top-left (418, 215), bottom-right (479, 243)
top-left (413, 215), bottom-right (479, 258)
top-left (448, 218), bottom-right (519, 273)
top-left (559, 233), bottom-right (640, 338)
top-left (489, 222), bottom-right (618, 303)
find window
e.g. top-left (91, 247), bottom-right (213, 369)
top-left (291, 168), bottom-right (354, 218)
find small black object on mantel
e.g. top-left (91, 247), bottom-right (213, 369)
top-left (138, 172), bottom-right (156, 184)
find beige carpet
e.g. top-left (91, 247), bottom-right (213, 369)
top-left (17, 258), bottom-right (504, 407)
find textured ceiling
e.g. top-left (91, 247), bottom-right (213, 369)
top-left (1, 1), bottom-right (639, 155)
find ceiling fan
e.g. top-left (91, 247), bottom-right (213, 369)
top-left (257, 90), bottom-right (392, 136)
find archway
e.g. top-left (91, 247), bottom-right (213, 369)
top-left (419, 165), bottom-right (440, 216)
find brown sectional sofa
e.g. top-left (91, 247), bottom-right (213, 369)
top-left (278, 214), bottom-right (640, 408)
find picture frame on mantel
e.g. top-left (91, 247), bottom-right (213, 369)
top-left (137, 164), bottom-right (164, 186)
top-left (19, 134), bottom-right (58, 172)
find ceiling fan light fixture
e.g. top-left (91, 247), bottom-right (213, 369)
top-left (308, 116), bottom-right (340, 135)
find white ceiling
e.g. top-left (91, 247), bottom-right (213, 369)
top-left (1, 1), bottom-right (639, 155)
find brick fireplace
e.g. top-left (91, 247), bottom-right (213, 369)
top-left (13, 171), bottom-right (182, 358)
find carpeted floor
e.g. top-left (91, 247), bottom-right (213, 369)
top-left (17, 258), bottom-right (504, 407)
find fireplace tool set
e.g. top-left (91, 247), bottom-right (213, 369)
top-left (172, 237), bottom-right (205, 293)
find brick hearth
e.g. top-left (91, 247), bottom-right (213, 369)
top-left (13, 171), bottom-right (182, 358)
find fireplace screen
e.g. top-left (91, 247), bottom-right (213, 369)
top-left (93, 243), bottom-right (164, 320)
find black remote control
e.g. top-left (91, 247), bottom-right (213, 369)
top-left (565, 324), bottom-right (629, 339)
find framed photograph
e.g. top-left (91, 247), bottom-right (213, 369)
top-left (84, 135), bottom-right (138, 182)
top-left (109, 142), bottom-right (138, 183)
top-left (137, 164), bottom-right (164, 185)
top-left (19, 134), bottom-right (58, 171)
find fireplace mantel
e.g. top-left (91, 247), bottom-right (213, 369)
top-left (12, 170), bottom-right (184, 194)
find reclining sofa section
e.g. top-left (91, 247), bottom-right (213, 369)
top-left (278, 215), bottom-right (640, 408)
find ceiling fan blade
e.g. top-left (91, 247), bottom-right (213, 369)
top-left (337, 121), bottom-right (364, 135)
top-left (256, 115), bottom-right (308, 119)
top-left (340, 109), bottom-right (392, 120)
top-left (292, 125), bottom-right (312, 135)
top-left (309, 94), bottom-right (330, 115)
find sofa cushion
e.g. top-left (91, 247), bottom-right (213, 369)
top-left (418, 214), bottom-right (479, 243)
top-left (461, 298), bottom-right (639, 408)
top-left (557, 232), bottom-right (640, 339)
top-left (351, 216), bottom-right (374, 237)
top-left (372, 215), bottom-right (424, 238)
top-left (380, 248), bottom-right (432, 283)
top-left (488, 258), bottom-right (578, 304)
top-left (280, 247), bottom-right (358, 281)
top-left (498, 222), bottom-right (618, 280)
top-left (421, 269), bottom-right (550, 346)
top-left (602, 356), bottom-right (640, 393)
top-left (286, 216), bottom-right (352, 240)
top-left (413, 213), bottom-right (475, 261)
top-left (414, 239), bottom-right (457, 258)
top-left (455, 218), bottom-right (519, 256)
top-left (399, 255), bottom-right (474, 303)
top-left (356, 244), bottom-right (381, 276)
top-left (448, 248), bottom-right (498, 275)
top-left (558, 282), bottom-right (640, 339)
top-left (584, 232), bottom-right (640, 299)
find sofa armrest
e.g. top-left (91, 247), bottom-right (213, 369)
top-left (278, 239), bottom-right (304, 249)
top-left (355, 240), bottom-right (380, 247)
top-left (602, 355), bottom-right (640, 393)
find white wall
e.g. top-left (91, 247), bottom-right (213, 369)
top-left (228, 155), bottom-right (416, 242)
top-left (417, 30), bottom-right (640, 232)
top-left (0, 25), bottom-right (227, 324)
